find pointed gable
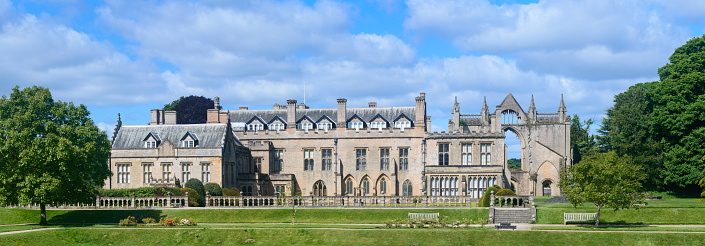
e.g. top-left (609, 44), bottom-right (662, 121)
top-left (498, 92), bottom-right (526, 113)
top-left (296, 115), bottom-right (316, 124)
top-left (246, 116), bottom-right (266, 125)
top-left (369, 113), bottom-right (389, 124)
top-left (268, 115), bottom-right (286, 125)
top-left (316, 115), bottom-right (337, 128)
top-left (180, 131), bottom-right (199, 146)
top-left (143, 132), bottom-right (161, 142)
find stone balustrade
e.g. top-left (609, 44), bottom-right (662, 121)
top-left (205, 195), bottom-right (478, 208)
top-left (490, 193), bottom-right (533, 208)
top-left (96, 192), bottom-right (189, 209)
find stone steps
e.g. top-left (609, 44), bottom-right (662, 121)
top-left (494, 209), bottom-right (532, 223)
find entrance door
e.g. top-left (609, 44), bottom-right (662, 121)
top-left (542, 181), bottom-right (552, 196)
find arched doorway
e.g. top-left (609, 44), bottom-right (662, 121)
top-left (542, 180), bottom-right (552, 196)
top-left (313, 180), bottom-right (327, 196)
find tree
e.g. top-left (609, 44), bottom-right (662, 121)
top-left (204, 183), bottom-right (223, 196)
top-left (570, 115), bottom-right (598, 164)
top-left (184, 178), bottom-right (206, 207)
top-left (278, 181), bottom-right (304, 225)
top-left (163, 95), bottom-right (216, 124)
top-left (0, 86), bottom-right (111, 225)
top-left (559, 152), bottom-right (648, 228)
top-left (507, 158), bottom-right (521, 169)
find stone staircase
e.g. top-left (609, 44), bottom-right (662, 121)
top-left (493, 208), bottom-right (533, 223)
top-left (545, 195), bottom-right (570, 203)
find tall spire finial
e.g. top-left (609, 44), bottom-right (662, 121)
top-left (559, 94), bottom-right (566, 110)
top-left (483, 96), bottom-right (487, 107)
top-left (530, 95), bottom-right (536, 109)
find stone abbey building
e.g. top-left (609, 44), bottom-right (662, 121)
top-left (105, 93), bottom-right (570, 198)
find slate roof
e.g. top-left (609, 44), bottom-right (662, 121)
top-left (227, 107), bottom-right (416, 125)
top-left (113, 123), bottom-right (229, 149)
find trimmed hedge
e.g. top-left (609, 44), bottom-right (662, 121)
top-left (495, 189), bottom-right (517, 196)
top-left (179, 188), bottom-right (200, 207)
top-left (478, 185), bottom-right (502, 207)
top-left (99, 187), bottom-right (181, 197)
top-left (185, 179), bottom-right (206, 206)
top-left (222, 187), bottom-right (241, 196)
top-left (204, 183), bottom-right (223, 196)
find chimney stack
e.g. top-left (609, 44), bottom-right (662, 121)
top-left (337, 98), bottom-right (347, 127)
top-left (368, 102), bottom-right (376, 108)
top-left (287, 99), bottom-right (297, 128)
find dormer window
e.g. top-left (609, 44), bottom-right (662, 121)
top-left (269, 123), bottom-right (285, 130)
top-left (180, 132), bottom-right (198, 148)
top-left (370, 121), bottom-right (387, 129)
top-left (247, 124), bottom-right (264, 131)
top-left (145, 140), bottom-right (157, 148)
top-left (297, 122), bottom-right (313, 130)
top-left (183, 140), bottom-right (194, 147)
top-left (348, 122), bottom-right (363, 129)
top-left (143, 132), bottom-right (161, 148)
top-left (317, 122), bottom-right (332, 129)
top-left (394, 121), bottom-right (411, 128)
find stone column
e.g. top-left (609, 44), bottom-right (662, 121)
top-left (131, 192), bottom-right (136, 208)
top-left (206, 191), bottom-right (210, 207)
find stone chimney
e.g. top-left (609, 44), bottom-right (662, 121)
top-left (287, 99), bottom-right (297, 128)
top-left (368, 102), bottom-right (376, 108)
top-left (337, 98), bottom-right (347, 127)
top-left (164, 111), bottom-right (177, 125)
top-left (297, 103), bottom-right (308, 109)
top-left (150, 109), bottom-right (164, 125)
top-left (415, 92), bottom-right (426, 129)
top-left (207, 97), bottom-right (222, 124)
top-left (239, 107), bottom-right (248, 110)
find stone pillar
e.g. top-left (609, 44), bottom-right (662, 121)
top-left (185, 192), bottom-right (189, 207)
top-left (167, 191), bottom-right (171, 207)
top-left (131, 192), bottom-right (136, 208)
top-left (96, 196), bottom-right (100, 208)
top-left (205, 191), bottom-right (210, 207)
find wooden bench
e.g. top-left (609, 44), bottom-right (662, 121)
top-left (408, 213), bottom-right (439, 221)
top-left (495, 222), bottom-right (516, 230)
top-left (563, 213), bottom-right (597, 224)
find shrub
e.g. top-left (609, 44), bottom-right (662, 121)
top-left (184, 178), bottom-right (206, 206)
top-left (478, 186), bottom-right (501, 207)
top-left (142, 217), bottom-right (156, 224)
top-left (156, 186), bottom-right (182, 196)
top-left (495, 189), bottom-right (517, 196)
top-left (119, 216), bottom-right (138, 226)
top-left (179, 188), bottom-right (200, 207)
top-left (205, 183), bottom-right (223, 196)
top-left (222, 187), bottom-right (241, 196)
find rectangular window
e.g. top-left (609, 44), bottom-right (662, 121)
top-left (380, 148), bottom-right (389, 170)
top-left (201, 163), bottom-right (211, 182)
top-left (438, 143), bottom-right (449, 165)
top-left (304, 149), bottom-right (314, 171)
top-left (255, 158), bottom-right (262, 172)
top-left (275, 185), bottom-right (286, 196)
top-left (356, 149), bottom-right (367, 170)
top-left (117, 164), bottom-right (130, 183)
top-left (181, 163), bottom-right (191, 182)
top-left (321, 149), bottom-right (332, 171)
top-left (317, 122), bottom-right (332, 130)
top-left (347, 122), bottom-right (363, 129)
top-left (399, 148), bottom-right (409, 170)
top-left (145, 141), bottom-right (156, 148)
top-left (183, 140), bottom-right (194, 148)
top-left (481, 143), bottom-right (491, 165)
top-left (370, 121), bottom-right (386, 129)
top-left (143, 163), bottom-right (152, 183)
top-left (297, 122), bottom-right (313, 130)
top-left (268, 123), bottom-right (285, 130)
top-left (461, 144), bottom-right (472, 165)
top-left (274, 149), bottom-right (284, 172)
top-left (247, 124), bottom-right (263, 131)
top-left (394, 121), bottom-right (411, 128)
top-left (161, 163), bottom-right (172, 181)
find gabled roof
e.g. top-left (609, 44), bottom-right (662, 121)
top-left (181, 131), bottom-right (199, 141)
top-left (246, 115), bottom-right (267, 125)
top-left (268, 115), bottom-right (286, 124)
top-left (498, 93), bottom-right (525, 113)
top-left (227, 106), bottom-right (417, 125)
top-left (143, 132), bottom-right (161, 142)
top-left (369, 113), bottom-right (389, 123)
top-left (393, 113), bottom-right (413, 122)
top-left (113, 124), bottom-right (228, 149)
top-left (296, 115), bottom-right (316, 124)
top-left (347, 114), bottom-right (366, 124)
top-left (316, 115), bottom-right (337, 126)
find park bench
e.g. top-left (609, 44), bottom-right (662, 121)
top-left (408, 213), bottom-right (439, 221)
top-left (495, 222), bottom-right (516, 230)
top-left (563, 213), bottom-right (597, 224)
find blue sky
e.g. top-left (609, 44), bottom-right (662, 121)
top-left (1, 0), bottom-right (704, 159)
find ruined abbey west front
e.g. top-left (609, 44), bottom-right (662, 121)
top-left (106, 92), bottom-right (571, 198)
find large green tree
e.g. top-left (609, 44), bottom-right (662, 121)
top-left (0, 86), bottom-right (111, 225)
top-left (163, 95), bottom-right (217, 124)
top-left (559, 152), bottom-right (648, 228)
top-left (570, 114), bottom-right (598, 164)
top-left (599, 35), bottom-right (705, 191)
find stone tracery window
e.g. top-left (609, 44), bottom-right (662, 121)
top-left (313, 180), bottom-right (327, 196)
top-left (402, 180), bottom-right (412, 196)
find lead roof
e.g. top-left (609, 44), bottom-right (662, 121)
top-left (227, 107), bottom-right (416, 125)
top-left (113, 124), bottom-right (230, 149)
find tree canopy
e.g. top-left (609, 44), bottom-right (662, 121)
top-left (163, 95), bottom-right (216, 124)
top-left (559, 151), bottom-right (648, 228)
top-left (0, 86), bottom-right (111, 224)
top-left (598, 35), bottom-right (705, 192)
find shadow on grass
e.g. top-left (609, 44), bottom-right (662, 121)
top-left (48, 210), bottom-right (167, 226)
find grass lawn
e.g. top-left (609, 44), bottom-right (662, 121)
top-left (2, 228), bottom-right (705, 245)
top-left (532, 226), bottom-right (705, 232)
top-left (0, 208), bottom-right (488, 225)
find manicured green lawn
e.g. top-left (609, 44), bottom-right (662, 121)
top-left (533, 226), bottom-right (705, 232)
top-left (2, 228), bottom-right (705, 245)
top-left (0, 208), bottom-right (489, 225)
